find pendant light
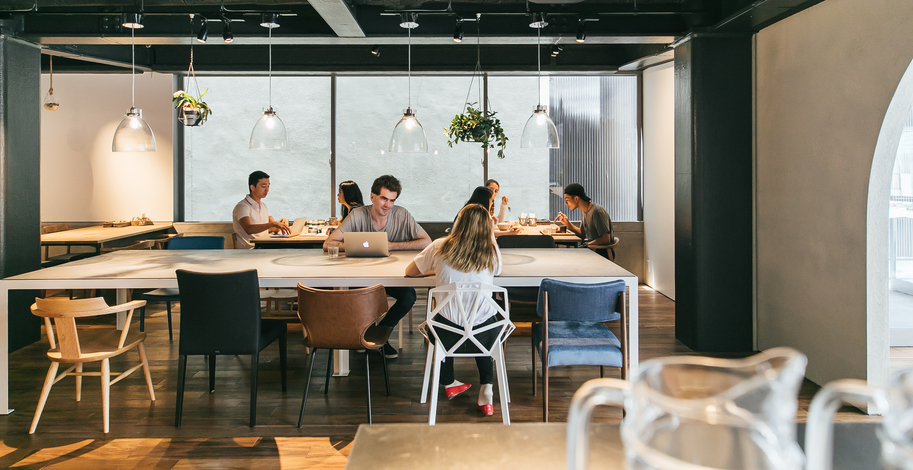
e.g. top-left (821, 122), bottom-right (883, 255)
top-left (43, 56), bottom-right (59, 111)
top-left (389, 14), bottom-right (427, 154)
top-left (112, 25), bottom-right (157, 152)
top-left (249, 17), bottom-right (288, 150)
top-left (520, 13), bottom-right (559, 149)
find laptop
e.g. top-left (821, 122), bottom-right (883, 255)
top-left (343, 232), bottom-right (390, 257)
top-left (270, 217), bottom-right (308, 238)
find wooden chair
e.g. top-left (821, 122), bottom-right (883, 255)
top-left (587, 236), bottom-right (620, 261)
top-left (29, 297), bottom-right (154, 434)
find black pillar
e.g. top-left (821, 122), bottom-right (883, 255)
top-left (674, 34), bottom-right (753, 352)
top-left (0, 35), bottom-right (42, 352)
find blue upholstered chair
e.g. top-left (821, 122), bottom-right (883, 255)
top-left (532, 278), bottom-right (628, 422)
top-left (139, 236), bottom-right (225, 340)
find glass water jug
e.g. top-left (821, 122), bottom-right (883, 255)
top-left (566, 347), bottom-right (808, 470)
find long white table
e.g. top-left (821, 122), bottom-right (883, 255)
top-left (0, 248), bottom-right (638, 415)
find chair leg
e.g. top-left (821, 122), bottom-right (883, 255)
top-left (101, 358), bottom-right (111, 433)
top-left (365, 352), bottom-right (373, 425)
top-left (409, 307), bottom-right (414, 333)
top-left (175, 355), bottom-right (187, 427)
top-left (380, 349), bottom-right (390, 396)
top-left (75, 363), bottom-right (83, 402)
top-left (324, 349), bottom-right (333, 395)
top-left (279, 332), bottom-right (288, 392)
top-left (543, 366), bottom-right (549, 423)
top-left (165, 301), bottom-right (173, 342)
top-left (600, 366), bottom-right (605, 378)
top-left (398, 319), bottom-right (403, 351)
top-left (298, 348), bottom-right (318, 428)
top-left (30, 362), bottom-right (59, 434)
top-left (420, 342), bottom-right (434, 404)
top-left (428, 346), bottom-right (442, 426)
top-left (499, 345), bottom-right (511, 404)
top-left (209, 355), bottom-right (216, 393)
top-left (250, 352), bottom-right (259, 427)
top-left (139, 306), bottom-right (145, 332)
top-left (532, 336), bottom-right (538, 396)
top-left (138, 343), bottom-right (155, 401)
top-left (495, 350), bottom-right (510, 425)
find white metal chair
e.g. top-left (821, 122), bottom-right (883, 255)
top-left (419, 282), bottom-right (515, 425)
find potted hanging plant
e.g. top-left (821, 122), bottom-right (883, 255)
top-left (445, 102), bottom-right (508, 159)
top-left (173, 89), bottom-right (212, 126)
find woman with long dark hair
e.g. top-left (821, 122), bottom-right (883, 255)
top-left (337, 180), bottom-right (365, 220)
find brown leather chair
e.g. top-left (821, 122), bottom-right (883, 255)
top-left (587, 236), bottom-right (620, 261)
top-left (296, 284), bottom-right (393, 426)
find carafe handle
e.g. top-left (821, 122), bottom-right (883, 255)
top-left (567, 378), bottom-right (629, 470)
top-left (805, 379), bottom-right (887, 470)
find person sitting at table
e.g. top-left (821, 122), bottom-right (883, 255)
top-left (555, 183), bottom-right (614, 255)
top-left (338, 180), bottom-right (365, 221)
top-left (485, 179), bottom-right (509, 223)
top-left (323, 174), bottom-right (431, 359)
top-left (405, 203), bottom-right (503, 416)
top-left (232, 170), bottom-right (290, 249)
top-left (453, 187), bottom-right (517, 238)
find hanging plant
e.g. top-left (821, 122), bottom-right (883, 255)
top-left (173, 89), bottom-right (211, 126)
top-left (446, 103), bottom-right (508, 159)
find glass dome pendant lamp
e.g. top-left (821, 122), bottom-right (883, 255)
top-left (112, 25), bottom-right (157, 152)
top-left (520, 16), bottom-right (559, 149)
top-left (249, 22), bottom-right (289, 150)
top-left (389, 16), bottom-right (427, 154)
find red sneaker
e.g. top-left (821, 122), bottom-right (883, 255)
top-left (477, 404), bottom-right (494, 416)
top-left (444, 383), bottom-right (472, 400)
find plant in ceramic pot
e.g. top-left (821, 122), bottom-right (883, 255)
top-left (445, 102), bottom-right (508, 159)
top-left (173, 89), bottom-right (212, 126)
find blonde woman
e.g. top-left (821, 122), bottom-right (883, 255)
top-left (405, 204), bottom-right (503, 416)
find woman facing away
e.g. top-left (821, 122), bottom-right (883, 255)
top-left (337, 180), bottom-right (364, 220)
top-left (406, 204), bottom-right (503, 416)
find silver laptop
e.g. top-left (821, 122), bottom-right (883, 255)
top-left (270, 217), bottom-right (308, 237)
top-left (343, 232), bottom-right (389, 257)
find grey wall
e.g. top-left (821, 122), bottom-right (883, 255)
top-left (755, 0), bottom-right (913, 389)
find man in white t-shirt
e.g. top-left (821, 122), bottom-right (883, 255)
top-left (232, 170), bottom-right (290, 249)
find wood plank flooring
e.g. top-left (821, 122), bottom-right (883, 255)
top-left (0, 286), bottom-right (888, 468)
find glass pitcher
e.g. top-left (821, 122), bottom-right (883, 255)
top-left (805, 368), bottom-right (912, 470)
top-left (567, 347), bottom-right (808, 470)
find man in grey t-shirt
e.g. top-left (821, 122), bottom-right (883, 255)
top-left (556, 183), bottom-right (615, 258)
top-left (323, 175), bottom-right (431, 358)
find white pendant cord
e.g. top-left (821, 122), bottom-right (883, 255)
top-left (536, 25), bottom-right (541, 107)
top-left (131, 25), bottom-right (136, 107)
top-left (268, 25), bottom-right (273, 108)
top-left (407, 26), bottom-right (412, 109)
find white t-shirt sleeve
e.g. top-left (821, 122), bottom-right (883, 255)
top-left (412, 238), bottom-right (442, 275)
top-left (233, 201), bottom-right (252, 225)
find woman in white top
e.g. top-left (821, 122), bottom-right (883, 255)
top-left (406, 204), bottom-right (503, 416)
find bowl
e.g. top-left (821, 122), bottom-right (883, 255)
top-left (497, 222), bottom-right (510, 231)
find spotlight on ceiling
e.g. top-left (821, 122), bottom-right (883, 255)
top-left (529, 12), bottom-right (548, 29)
top-left (576, 21), bottom-right (586, 43)
top-left (371, 45), bottom-right (382, 57)
top-left (400, 13), bottom-right (419, 29)
top-left (551, 44), bottom-right (563, 57)
top-left (196, 20), bottom-right (208, 43)
top-left (222, 17), bottom-right (233, 43)
top-left (260, 13), bottom-right (280, 28)
top-left (122, 12), bottom-right (144, 29)
top-left (453, 19), bottom-right (463, 43)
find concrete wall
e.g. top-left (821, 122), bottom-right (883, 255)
top-left (40, 72), bottom-right (173, 222)
top-left (755, 0), bottom-right (913, 389)
top-left (642, 62), bottom-right (675, 299)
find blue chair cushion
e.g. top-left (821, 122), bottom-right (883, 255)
top-left (532, 321), bottom-right (622, 368)
top-left (141, 288), bottom-right (181, 302)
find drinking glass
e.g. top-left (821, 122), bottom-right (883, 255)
top-left (327, 241), bottom-right (340, 258)
top-left (520, 213), bottom-right (528, 226)
top-left (528, 213), bottom-right (536, 226)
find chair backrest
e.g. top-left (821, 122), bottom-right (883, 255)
top-left (30, 297), bottom-right (141, 361)
top-left (176, 269), bottom-right (262, 355)
top-left (41, 223), bottom-right (68, 235)
top-left (167, 236), bottom-right (225, 250)
top-left (297, 284), bottom-right (389, 349)
top-left (426, 282), bottom-right (515, 357)
top-left (536, 278), bottom-right (625, 322)
top-left (496, 234), bottom-right (556, 249)
top-left (231, 233), bottom-right (242, 249)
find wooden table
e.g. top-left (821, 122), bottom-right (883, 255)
top-left (0, 248), bottom-right (637, 415)
top-left (513, 225), bottom-right (582, 245)
top-left (250, 232), bottom-right (329, 249)
top-left (40, 224), bottom-right (175, 254)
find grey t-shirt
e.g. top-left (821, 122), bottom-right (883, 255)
top-left (580, 203), bottom-right (613, 245)
top-left (335, 205), bottom-right (424, 242)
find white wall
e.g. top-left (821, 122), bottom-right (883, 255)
top-left (642, 62), bottom-right (675, 299)
top-left (40, 72), bottom-right (173, 222)
top-left (755, 0), bottom-right (913, 390)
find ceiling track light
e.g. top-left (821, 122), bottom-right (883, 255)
top-left (551, 44), bottom-right (563, 57)
top-left (122, 12), bottom-right (144, 29)
top-left (222, 17), bottom-right (233, 43)
top-left (400, 12), bottom-right (419, 29)
top-left (196, 19), bottom-right (208, 43)
top-left (453, 19), bottom-right (463, 43)
top-left (576, 21), bottom-right (586, 42)
top-left (260, 13), bottom-right (280, 28)
top-left (371, 45), bottom-right (381, 57)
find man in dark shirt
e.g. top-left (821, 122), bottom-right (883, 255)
top-left (556, 183), bottom-right (615, 257)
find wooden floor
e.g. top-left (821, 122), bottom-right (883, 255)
top-left (0, 286), bottom-right (888, 468)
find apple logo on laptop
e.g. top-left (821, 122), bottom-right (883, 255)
top-left (363, 241), bottom-right (370, 248)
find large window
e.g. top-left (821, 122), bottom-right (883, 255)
top-left (181, 73), bottom-right (639, 223)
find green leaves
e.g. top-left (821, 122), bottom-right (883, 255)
top-left (172, 88), bottom-right (213, 119)
top-left (445, 103), bottom-right (509, 159)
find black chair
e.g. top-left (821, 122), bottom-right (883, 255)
top-left (496, 235), bottom-right (557, 305)
top-left (174, 269), bottom-right (287, 428)
top-left (139, 236), bottom-right (224, 340)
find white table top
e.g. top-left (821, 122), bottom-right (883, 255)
top-left (40, 224), bottom-right (174, 244)
top-left (3, 248), bottom-right (635, 289)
